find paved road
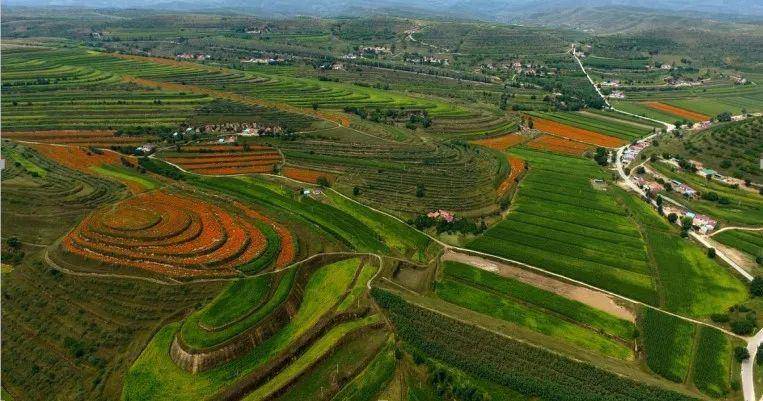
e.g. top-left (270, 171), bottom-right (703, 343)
top-left (743, 329), bottom-right (763, 401)
top-left (712, 226), bottom-right (763, 236)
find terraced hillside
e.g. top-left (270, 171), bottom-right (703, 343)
top-left (1, 141), bottom-right (127, 243)
top-left (2, 9), bottom-right (762, 401)
top-left (123, 255), bottom-right (386, 401)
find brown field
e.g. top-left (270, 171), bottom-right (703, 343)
top-left (282, 166), bottom-right (336, 184)
top-left (527, 135), bottom-right (593, 156)
top-left (497, 156), bottom-right (525, 196)
top-left (163, 144), bottom-right (282, 175)
top-left (644, 102), bottom-right (710, 122)
top-left (531, 117), bottom-right (625, 148)
top-left (471, 133), bottom-right (525, 151)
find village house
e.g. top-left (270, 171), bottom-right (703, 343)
top-left (609, 90), bottom-right (625, 99)
top-left (427, 209), bottom-right (455, 223)
top-left (671, 179), bottom-right (697, 197)
top-left (136, 143), bottom-right (156, 154)
top-left (692, 214), bottom-right (717, 234)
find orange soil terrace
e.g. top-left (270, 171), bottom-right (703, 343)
top-left (232, 201), bottom-right (296, 268)
top-left (527, 135), bottom-right (594, 156)
top-left (163, 144), bottom-right (282, 175)
top-left (531, 117), bottom-right (625, 148)
top-left (30, 143), bottom-right (150, 194)
top-left (4, 130), bottom-right (150, 147)
top-left (282, 166), bottom-right (336, 184)
top-left (62, 190), bottom-right (279, 278)
top-left (497, 156), bottom-right (525, 196)
top-left (30, 143), bottom-right (123, 171)
top-left (471, 133), bottom-right (525, 151)
top-left (644, 102), bottom-right (710, 122)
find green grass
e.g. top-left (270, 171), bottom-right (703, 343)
top-left (336, 261), bottom-right (378, 313)
top-left (436, 264), bottom-right (633, 359)
top-left (123, 258), bottom-right (363, 400)
top-left (90, 165), bottom-right (160, 190)
top-left (691, 327), bottom-right (732, 398)
top-left (468, 147), bottom-right (656, 304)
top-left (714, 230), bottom-right (763, 260)
top-left (196, 275), bottom-right (272, 329)
top-left (7, 149), bottom-right (47, 177)
top-left (179, 267), bottom-right (299, 349)
top-left (331, 338), bottom-right (397, 401)
top-left (640, 308), bottom-right (695, 383)
top-left (241, 315), bottom-right (381, 401)
top-left (324, 190), bottom-right (433, 261)
top-left (620, 191), bottom-right (748, 317)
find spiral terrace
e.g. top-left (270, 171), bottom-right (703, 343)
top-left (62, 190), bottom-right (290, 277)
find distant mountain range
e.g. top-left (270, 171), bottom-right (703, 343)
top-left (4, 0), bottom-right (763, 21)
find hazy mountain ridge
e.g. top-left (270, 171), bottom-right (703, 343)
top-left (4, 0), bottom-right (763, 19)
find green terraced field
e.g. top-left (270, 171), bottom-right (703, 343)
top-left (468, 148), bottom-right (656, 303)
top-left (714, 230), bottom-right (763, 261)
top-left (436, 261), bottom-right (635, 358)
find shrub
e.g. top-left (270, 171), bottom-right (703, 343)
top-left (731, 320), bottom-right (755, 336)
top-left (710, 314), bottom-right (730, 323)
top-left (751, 277), bottom-right (763, 297)
top-left (734, 346), bottom-right (750, 363)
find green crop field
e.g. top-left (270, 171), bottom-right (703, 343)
top-left (468, 148), bottom-right (657, 303)
top-left (691, 327), bottom-right (733, 398)
top-left (714, 230), bottom-right (763, 261)
top-left (640, 308), bottom-right (696, 383)
top-left (436, 261), bottom-right (634, 358)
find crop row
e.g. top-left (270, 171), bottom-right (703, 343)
top-left (373, 288), bottom-right (700, 401)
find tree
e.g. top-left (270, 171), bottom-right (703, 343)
top-left (668, 213), bottom-right (678, 223)
top-left (316, 176), bottom-right (330, 187)
top-left (750, 277), bottom-right (763, 297)
top-left (707, 248), bottom-right (716, 258)
top-left (735, 346), bottom-right (750, 362)
top-left (352, 186), bottom-right (361, 196)
top-left (6, 236), bottom-right (21, 250)
top-left (635, 166), bottom-right (646, 174)
top-left (415, 184), bottom-right (425, 198)
top-left (593, 147), bottom-right (608, 166)
top-left (312, 102), bottom-right (319, 110)
top-left (731, 320), bottom-right (755, 336)
top-left (757, 344), bottom-right (763, 366)
top-left (681, 216), bottom-right (693, 231)
top-left (715, 112), bottom-right (732, 122)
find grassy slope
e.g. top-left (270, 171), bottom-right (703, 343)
top-left (620, 192), bottom-right (748, 317)
top-left (468, 147), bottom-right (656, 303)
top-left (123, 258), bottom-right (362, 400)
